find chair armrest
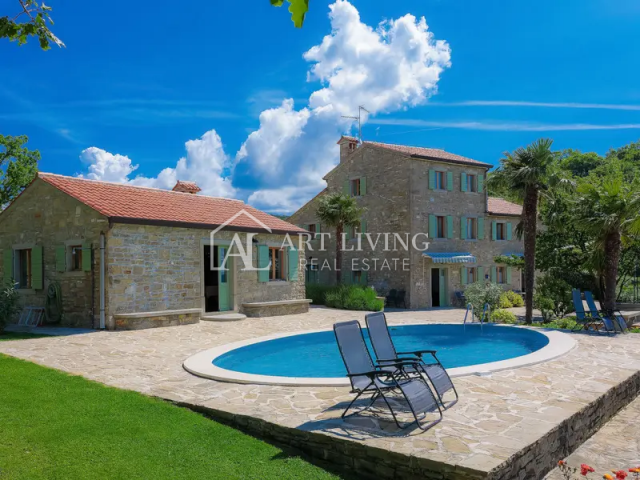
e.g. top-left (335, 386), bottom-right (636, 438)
top-left (398, 349), bottom-right (437, 356)
top-left (347, 370), bottom-right (392, 379)
top-left (374, 359), bottom-right (420, 368)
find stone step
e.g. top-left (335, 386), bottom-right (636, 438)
top-left (544, 393), bottom-right (640, 479)
top-left (200, 313), bottom-right (247, 322)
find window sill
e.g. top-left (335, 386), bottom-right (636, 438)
top-left (16, 288), bottom-right (36, 295)
top-left (267, 280), bottom-right (290, 285)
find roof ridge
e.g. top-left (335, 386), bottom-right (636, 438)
top-left (38, 172), bottom-right (244, 203)
top-left (365, 140), bottom-right (444, 151)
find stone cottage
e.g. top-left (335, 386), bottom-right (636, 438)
top-left (0, 173), bottom-right (308, 330)
top-left (288, 136), bottom-right (524, 309)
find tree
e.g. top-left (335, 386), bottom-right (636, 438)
top-left (316, 192), bottom-right (364, 284)
top-left (1, 0), bottom-right (63, 49)
top-left (574, 171), bottom-right (640, 314)
top-left (1, 135), bottom-right (40, 207)
top-left (489, 138), bottom-right (562, 324)
top-left (270, 0), bottom-right (309, 28)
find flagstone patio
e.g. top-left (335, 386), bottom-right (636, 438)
top-left (1, 306), bottom-right (639, 479)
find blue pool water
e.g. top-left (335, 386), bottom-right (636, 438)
top-left (213, 324), bottom-right (549, 378)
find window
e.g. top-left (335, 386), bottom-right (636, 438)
top-left (269, 247), bottom-right (286, 281)
top-left (307, 223), bottom-right (317, 236)
top-left (348, 141), bottom-right (357, 152)
top-left (70, 245), bottom-right (83, 271)
top-left (467, 218), bottom-right (477, 240)
top-left (15, 249), bottom-right (32, 289)
top-left (306, 257), bottom-right (319, 283)
top-left (436, 216), bottom-right (446, 239)
top-left (467, 174), bottom-right (477, 192)
top-left (352, 270), bottom-right (363, 284)
top-left (467, 267), bottom-right (477, 283)
top-left (350, 178), bottom-right (361, 197)
top-left (496, 223), bottom-right (506, 241)
top-left (497, 266), bottom-right (506, 284)
top-left (435, 171), bottom-right (446, 190)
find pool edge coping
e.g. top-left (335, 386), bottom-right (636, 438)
top-left (183, 324), bottom-right (577, 386)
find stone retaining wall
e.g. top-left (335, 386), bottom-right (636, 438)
top-left (173, 370), bottom-right (640, 480)
top-left (242, 301), bottom-right (310, 318)
top-left (112, 311), bottom-right (200, 330)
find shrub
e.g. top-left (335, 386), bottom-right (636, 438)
top-left (305, 284), bottom-right (333, 305)
top-left (534, 294), bottom-right (555, 322)
top-left (464, 281), bottom-right (503, 320)
top-left (491, 309), bottom-right (517, 324)
top-left (0, 283), bottom-right (21, 334)
top-left (313, 284), bottom-right (383, 311)
top-left (505, 290), bottom-right (524, 307)
top-left (535, 275), bottom-right (574, 318)
top-left (542, 316), bottom-right (578, 330)
top-left (498, 293), bottom-right (513, 309)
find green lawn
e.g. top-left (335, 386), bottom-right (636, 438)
top-left (0, 354), bottom-right (338, 480)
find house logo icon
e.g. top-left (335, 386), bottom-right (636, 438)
top-left (209, 209), bottom-right (273, 272)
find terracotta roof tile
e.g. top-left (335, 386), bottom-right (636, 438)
top-left (487, 197), bottom-right (522, 216)
top-left (38, 173), bottom-right (305, 233)
top-left (172, 180), bottom-right (201, 194)
top-left (364, 141), bottom-right (492, 167)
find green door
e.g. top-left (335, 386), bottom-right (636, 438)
top-left (439, 269), bottom-right (447, 307)
top-left (218, 246), bottom-right (230, 312)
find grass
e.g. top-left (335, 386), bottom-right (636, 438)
top-left (0, 332), bottom-right (51, 341)
top-left (0, 354), bottom-right (338, 480)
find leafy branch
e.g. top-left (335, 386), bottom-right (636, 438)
top-left (270, 0), bottom-right (309, 28)
top-left (1, 0), bottom-right (64, 50)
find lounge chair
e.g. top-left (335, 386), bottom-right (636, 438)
top-left (365, 312), bottom-right (458, 409)
top-left (333, 320), bottom-right (443, 431)
top-left (584, 291), bottom-right (627, 333)
top-left (572, 289), bottom-right (611, 333)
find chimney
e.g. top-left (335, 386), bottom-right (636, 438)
top-left (337, 135), bottom-right (359, 162)
top-left (172, 180), bottom-right (201, 194)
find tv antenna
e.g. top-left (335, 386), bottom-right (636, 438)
top-left (341, 105), bottom-right (369, 143)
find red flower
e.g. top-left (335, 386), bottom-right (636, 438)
top-left (558, 460), bottom-right (566, 466)
top-left (581, 464), bottom-right (595, 476)
top-left (616, 470), bottom-right (628, 480)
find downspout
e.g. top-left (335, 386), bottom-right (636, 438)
top-left (100, 232), bottom-right (106, 329)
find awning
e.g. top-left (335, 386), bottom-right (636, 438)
top-left (423, 252), bottom-right (476, 264)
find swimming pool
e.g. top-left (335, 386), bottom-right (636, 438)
top-left (184, 323), bottom-right (575, 386)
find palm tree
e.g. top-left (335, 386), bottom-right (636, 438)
top-left (489, 139), bottom-right (558, 324)
top-left (575, 176), bottom-right (640, 314)
top-left (316, 192), bottom-right (364, 284)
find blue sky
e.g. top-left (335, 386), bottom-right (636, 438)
top-left (1, 0), bottom-right (639, 213)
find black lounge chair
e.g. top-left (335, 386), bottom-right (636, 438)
top-left (365, 312), bottom-right (458, 409)
top-left (584, 291), bottom-right (627, 333)
top-left (333, 320), bottom-right (442, 431)
top-left (572, 289), bottom-right (612, 333)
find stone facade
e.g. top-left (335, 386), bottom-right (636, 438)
top-left (289, 143), bottom-right (524, 308)
top-left (0, 179), bottom-right (307, 330)
top-left (0, 180), bottom-right (107, 328)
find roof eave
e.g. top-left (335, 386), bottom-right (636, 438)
top-left (409, 154), bottom-right (493, 169)
top-left (486, 211), bottom-right (522, 217)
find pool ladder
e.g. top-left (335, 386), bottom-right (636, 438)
top-left (463, 303), bottom-right (491, 325)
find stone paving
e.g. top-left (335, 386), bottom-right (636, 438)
top-left (1, 306), bottom-right (640, 479)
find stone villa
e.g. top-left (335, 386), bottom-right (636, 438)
top-left (288, 136), bottom-right (524, 309)
top-left (0, 173), bottom-right (308, 330)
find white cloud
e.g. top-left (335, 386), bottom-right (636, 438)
top-left (235, 0), bottom-right (451, 212)
top-left (78, 129), bottom-right (236, 197)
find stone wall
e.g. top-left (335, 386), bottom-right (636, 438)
top-left (106, 224), bottom-right (306, 321)
top-left (0, 179), bottom-right (107, 328)
top-left (113, 310), bottom-right (200, 330)
top-left (288, 144), bottom-right (524, 308)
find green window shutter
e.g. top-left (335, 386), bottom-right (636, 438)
top-left (446, 216), bottom-right (453, 239)
top-left (478, 266), bottom-right (484, 281)
top-left (344, 225), bottom-right (351, 241)
top-left (446, 171), bottom-right (453, 191)
top-left (360, 177), bottom-right (367, 196)
top-left (478, 174), bottom-right (485, 193)
top-left (429, 215), bottom-right (436, 238)
top-left (288, 247), bottom-right (299, 281)
top-left (82, 242), bottom-right (92, 272)
top-left (461, 172), bottom-right (467, 192)
top-left (428, 170), bottom-right (435, 190)
top-left (362, 270), bottom-right (368, 285)
top-left (506, 222), bottom-right (512, 241)
top-left (315, 223), bottom-right (321, 233)
top-left (31, 246), bottom-right (43, 290)
top-left (3, 249), bottom-right (14, 285)
top-left (343, 179), bottom-right (350, 195)
top-left (461, 267), bottom-right (467, 285)
top-left (491, 221), bottom-right (497, 241)
top-left (258, 245), bottom-right (269, 282)
top-left (491, 266), bottom-right (497, 283)
top-left (461, 216), bottom-right (467, 240)
top-left (506, 266), bottom-right (512, 284)
top-left (477, 217), bottom-right (485, 240)
top-left (360, 218), bottom-right (367, 234)
top-left (55, 246), bottom-right (66, 272)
